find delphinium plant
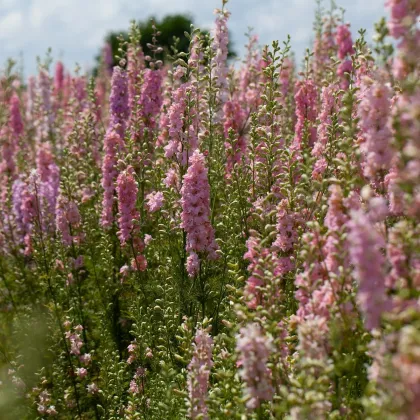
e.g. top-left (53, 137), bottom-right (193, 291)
top-left (0, 0), bottom-right (419, 418)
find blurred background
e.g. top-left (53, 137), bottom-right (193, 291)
top-left (0, 0), bottom-right (387, 76)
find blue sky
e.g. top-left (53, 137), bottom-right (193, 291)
top-left (0, 0), bottom-right (387, 77)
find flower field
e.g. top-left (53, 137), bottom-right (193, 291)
top-left (0, 0), bottom-right (419, 418)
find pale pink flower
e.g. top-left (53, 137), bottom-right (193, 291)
top-left (187, 329), bottom-right (213, 419)
top-left (236, 323), bottom-right (273, 409)
top-left (146, 191), bottom-right (164, 213)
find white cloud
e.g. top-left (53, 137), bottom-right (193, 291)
top-left (0, 0), bottom-right (387, 77)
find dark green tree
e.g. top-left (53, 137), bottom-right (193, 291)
top-left (97, 14), bottom-right (236, 69)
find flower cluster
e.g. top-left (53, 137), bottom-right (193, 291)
top-left (0, 2), bottom-right (419, 418)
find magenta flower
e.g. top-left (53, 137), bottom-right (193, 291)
top-left (164, 83), bottom-right (198, 166)
top-left (291, 79), bottom-right (317, 153)
top-left (180, 150), bottom-right (219, 276)
top-left (140, 68), bottom-right (163, 121)
top-left (335, 24), bottom-right (354, 59)
top-left (109, 66), bottom-right (129, 135)
top-left (273, 199), bottom-right (303, 253)
top-left (116, 165), bottom-right (138, 245)
top-left (9, 93), bottom-right (24, 137)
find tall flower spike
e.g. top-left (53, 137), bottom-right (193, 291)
top-left (223, 99), bottom-right (246, 176)
top-left (101, 129), bottom-right (124, 228)
top-left (56, 194), bottom-right (81, 246)
top-left (127, 44), bottom-right (145, 111)
top-left (54, 61), bottom-right (65, 95)
top-left (357, 77), bottom-right (394, 181)
top-left (347, 209), bottom-right (390, 330)
top-left (140, 68), bottom-right (163, 122)
top-left (291, 79), bottom-right (317, 153)
top-left (313, 85), bottom-right (336, 158)
top-left (36, 143), bottom-right (60, 231)
top-left (109, 66), bottom-right (129, 136)
top-left (37, 69), bottom-right (54, 141)
top-left (0, 128), bottom-right (16, 176)
top-left (335, 24), bottom-right (354, 60)
top-left (116, 165), bottom-right (138, 245)
top-left (164, 83), bottom-right (198, 166)
top-left (212, 8), bottom-right (230, 105)
top-left (180, 150), bottom-right (219, 277)
top-left (187, 329), bottom-right (213, 420)
top-left (236, 323), bottom-right (274, 409)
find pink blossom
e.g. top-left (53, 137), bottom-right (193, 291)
top-left (212, 8), bottom-right (230, 104)
top-left (291, 79), bottom-right (317, 153)
top-left (313, 85), bottom-right (337, 157)
top-left (163, 168), bottom-right (179, 189)
top-left (109, 66), bottom-right (129, 135)
top-left (347, 209), bottom-right (390, 330)
top-left (312, 157), bottom-right (328, 180)
top-left (101, 129), bottom-right (124, 227)
top-left (87, 383), bottom-right (99, 394)
top-left (358, 78), bottom-right (394, 180)
top-left (144, 234), bottom-right (152, 246)
top-left (56, 195), bottom-right (81, 246)
top-left (54, 61), bottom-right (65, 94)
top-left (127, 45), bottom-right (145, 111)
top-left (0, 128), bottom-right (16, 176)
top-left (187, 329), bottom-right (213, 419)
top-left (129, 379), bottom-right (139, 394)
top-left (36, 143), bottom-right (60, 230)
top-left (335, 24), bottom-right (354, 59)
top-left (273, 199), bottom-right (303, 253)
top-left (9, 93), bottom-right (23, 137)
top-left (131, 254), bottom-right (147, 272)
top-left (36, 69), bottom-right (54, 140)
top-left (324, 184), bottom-right (348, 232)
top-left (236, 323), bottom-right (273, 409)
top-left (164, 83), bottom-right (198, 166)
top-left (75, 368), bottom-right (87, 378)
top-left (116, 165), bottom-right (138, 244)
top-left (80, 353), bottom-right (91, 365)
top-left (297, 316), bottom-right (330, 361)
top-left (66, 330), bottom-right (83, 356)
top-left (180, 151), bottom-right (219, 276)
top-left (140, 69), bottom-right (163, 120)
top-left (146, 191), bottom-right (164, 213)
top-left (46, 406), bottom-right (57, 416)
top-left (186, 252), bottom-right (200, 278)
top-left (223, 100), bottom-right (247, 175)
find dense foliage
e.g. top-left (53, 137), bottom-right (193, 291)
top-left (0, 0), bottom-right (419, 418)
